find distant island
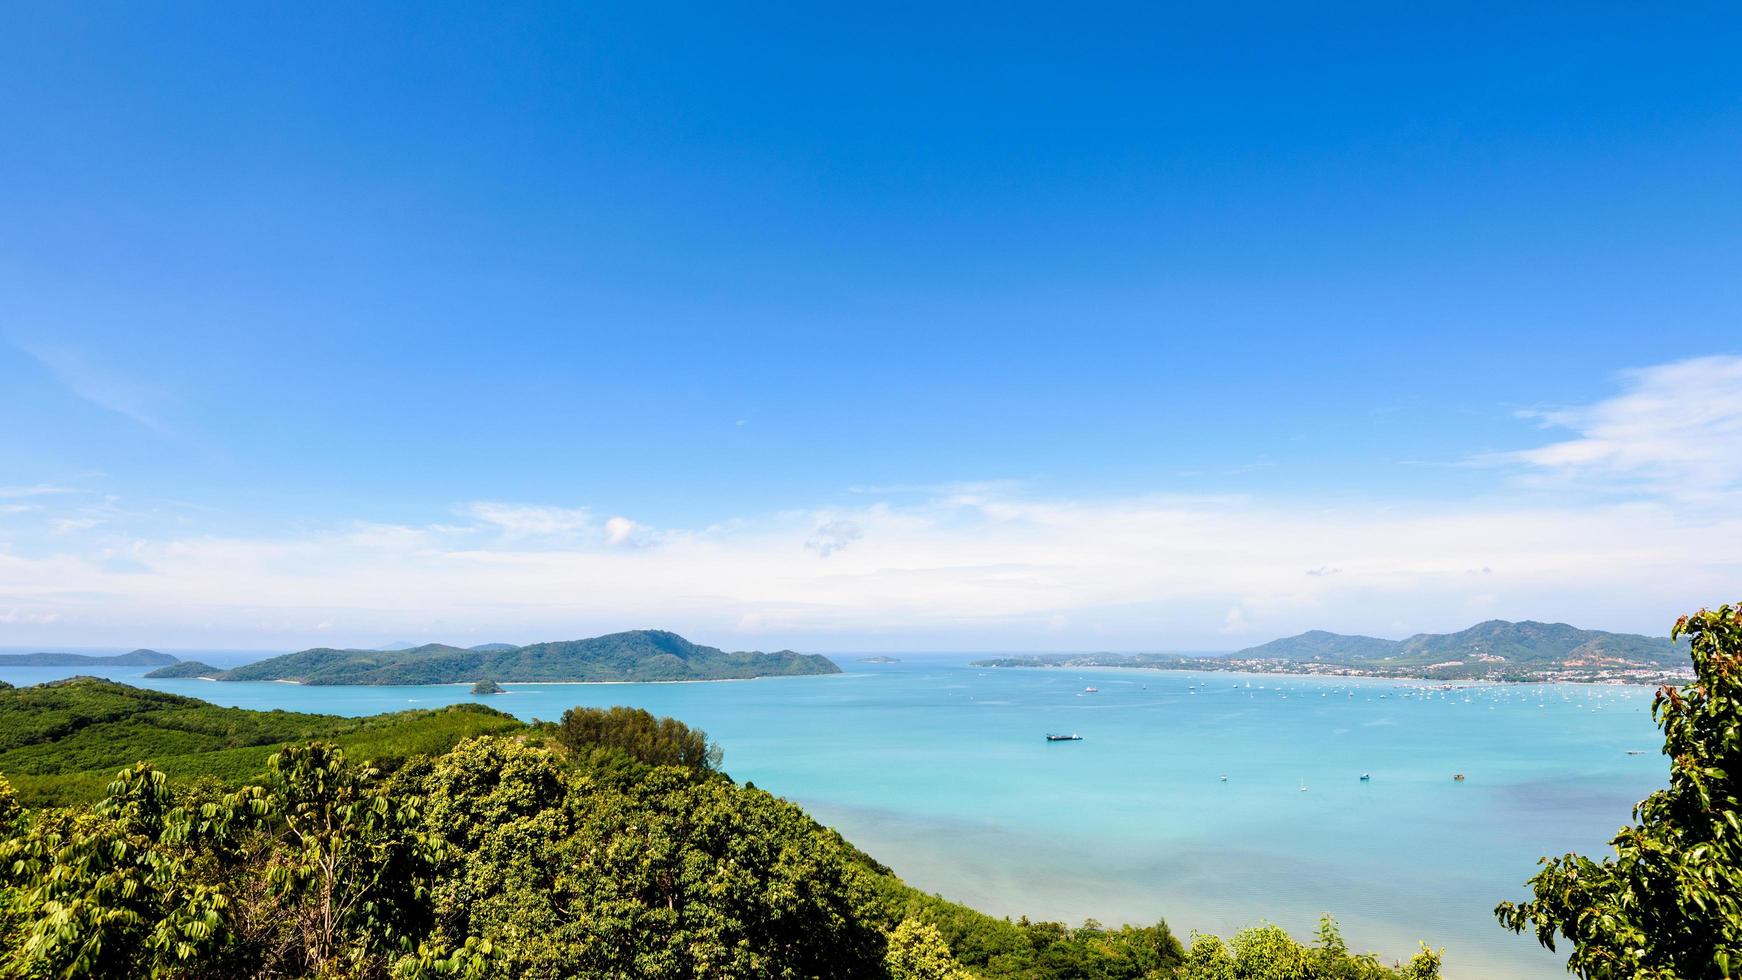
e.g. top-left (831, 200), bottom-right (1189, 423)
top-left (199, 630), bottom-right (839, 685)
top-left (972, 620), bottom-right (1691, 684)
top-left (471, 678), bottom-right (505, 695)
top-left (143, 660), bottom-right (223, 679)
top-left (857, 656), bottom-right (902, 664)
top-left (0, 648), bottom-right (178, 668)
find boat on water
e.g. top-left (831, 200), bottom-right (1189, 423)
top-left (1082, 686), bottom-right (1099, 693)
top-left (1453, 773), bottom-right (1467, 781)
top-left (1046, 733), bottom-right (1084, 742)
top-left (1359, 773), bottom-right (1371, 781)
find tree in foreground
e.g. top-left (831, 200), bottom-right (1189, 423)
top-left (1180, 917), bottom-right (1441, 979)
top-left (886, 917), bottom-right (972, 980)
top-left (1497, 603), bottom-right (1742, 978)
top-left (553, 704), bottom-right (723, 772)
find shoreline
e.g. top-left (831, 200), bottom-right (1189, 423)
top-left (974, 661), bottom-right (1685, 690)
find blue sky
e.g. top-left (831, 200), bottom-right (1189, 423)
top-left (2, 3), bottom-right (1739, 651)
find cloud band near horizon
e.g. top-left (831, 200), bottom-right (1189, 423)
top-left (2, 354), bottom-right (1739, 651)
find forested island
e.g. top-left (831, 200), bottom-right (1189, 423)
top-left (974, 620), bottom-right (1691, 684)
top-left (135, 629), bottom-right (840, 685)
top-left (0, 648), bottom-right (177, 668)
top-left (0, 676), bottom-right (1445, 979)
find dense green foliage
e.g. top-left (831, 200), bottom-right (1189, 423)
top-left (214, 629), bottom-right (841, 684)
top-left (888, 918), bottom-right (974, 980)
top-left (884, 883), bottom-right (1185, 980)
top-left (0, 680), bottom-right (1443, 979)
top-left (1179, 919), bottom-right (1440, 979)
top-left (552, 704), bottom-right (723, 772)
top-left (468, 679), bottom-right (503, 695)
top-left (409, 736), bottom-right (888, 978)
top-left (143, 660), bottom-right (224, 679)
top-left (1497, 603), bottom-right (1742, 978)
top-left (0, 648), bottom-right (177, 667)
top-left (0, 678), bottom-right (521, 807)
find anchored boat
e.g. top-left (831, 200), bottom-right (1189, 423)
top-left (1045, 733), bottom-right (1084, 742)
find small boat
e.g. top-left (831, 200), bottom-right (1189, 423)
top-left (1359, 773), bottom-right (1371, 781)
top-left (1626, 750), bottom-right (1647, 756)
top-left (1083, 686), bottom-right (1099, 693)
top-left (1045, 733), bottom-right (1083, 742)
top-left (1219, 774), bottom-right (1228, 782)
top-left (1453, 773), bottom-right (1466, 781)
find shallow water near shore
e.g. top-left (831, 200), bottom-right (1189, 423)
top-left (0, 653), bottom-right (1667, 979)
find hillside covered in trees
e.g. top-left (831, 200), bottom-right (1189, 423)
top-left (0, 648), bottom-right (177, 668)
top-left (975, 619), bottom-right (1689, 683)
top-left (184, 629), bottom-right (840, 685)
top-left (0, 677), bottom-right (1442, 979)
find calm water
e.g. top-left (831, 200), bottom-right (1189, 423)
top-left (0, 653), bottom-right (1667, 979)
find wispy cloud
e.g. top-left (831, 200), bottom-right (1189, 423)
top-left (1484, 354), bottom-right (1742, 500)
top-left (0, 484), bottom-right (1734, 649)
top-left (464, 502), bottom-right (593, 536)
top-left (0, 609), bottom-right (61, 625)
top-left (0, 485), bottom-right (75, 499)
top-left (23, 346), bottom-right (171, 431)
top-left (5, 355), bottom-right (1740, 649)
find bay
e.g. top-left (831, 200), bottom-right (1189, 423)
top-left (0, 652), bottom-right (1666, 979)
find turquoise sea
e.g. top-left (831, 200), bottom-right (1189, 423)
top-left (0, 653), bottom-right (1668, 979)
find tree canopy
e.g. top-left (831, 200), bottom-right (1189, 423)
top-left (553, 704), bottom-right (723, 772)
top-left (1498, 603), bottom-right (1742, 979)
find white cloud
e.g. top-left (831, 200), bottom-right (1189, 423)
top-left (1490, 354), bottom-right (1742, 499)
top-left (0, 485), bottom-right (74, 499)
top-left (0, 486), bottom-right (1734, 650)
top-left (464, 502), bottom-right (593, 536)
top-left (1221, 606), bottom-right (1251, 634)
top-left (805, 519), bottom-right (864, 557)
top-left (6, 353), bottom-right (1740, 650)
top-left (603, 516), bottom-right (642, 546)
top-left (0, 608), bottom-right (60, 625)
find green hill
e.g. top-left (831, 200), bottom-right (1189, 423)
top-left (1233, 630), bottom-right (1399, 661)
top-left (0, 648), bottom-right (178, 667)
top-left (216, 629), bottom-right (840, 685)
top-left (974, 619), bottom-right (1690, 682)
top-left (1234, 619), bottom-right (1688, 679)
top-left (142, 660), bottom-right (223, 678)
top-left (0, 676), bottom-right (521, 806)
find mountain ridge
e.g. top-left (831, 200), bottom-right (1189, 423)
top-left (1241, 619), bottom-right (1687, 673)
top-left (0, 649), bottom-right (179, 668)
top-left (973, 619), bottom-right (1690, 683)
top-left (209, 629), bottom-right (839, 685)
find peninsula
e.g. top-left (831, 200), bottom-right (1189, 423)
top-left (180, 629), bottom-right (839, 685)
top-left (972, 619), bottom-right (1691, 684)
